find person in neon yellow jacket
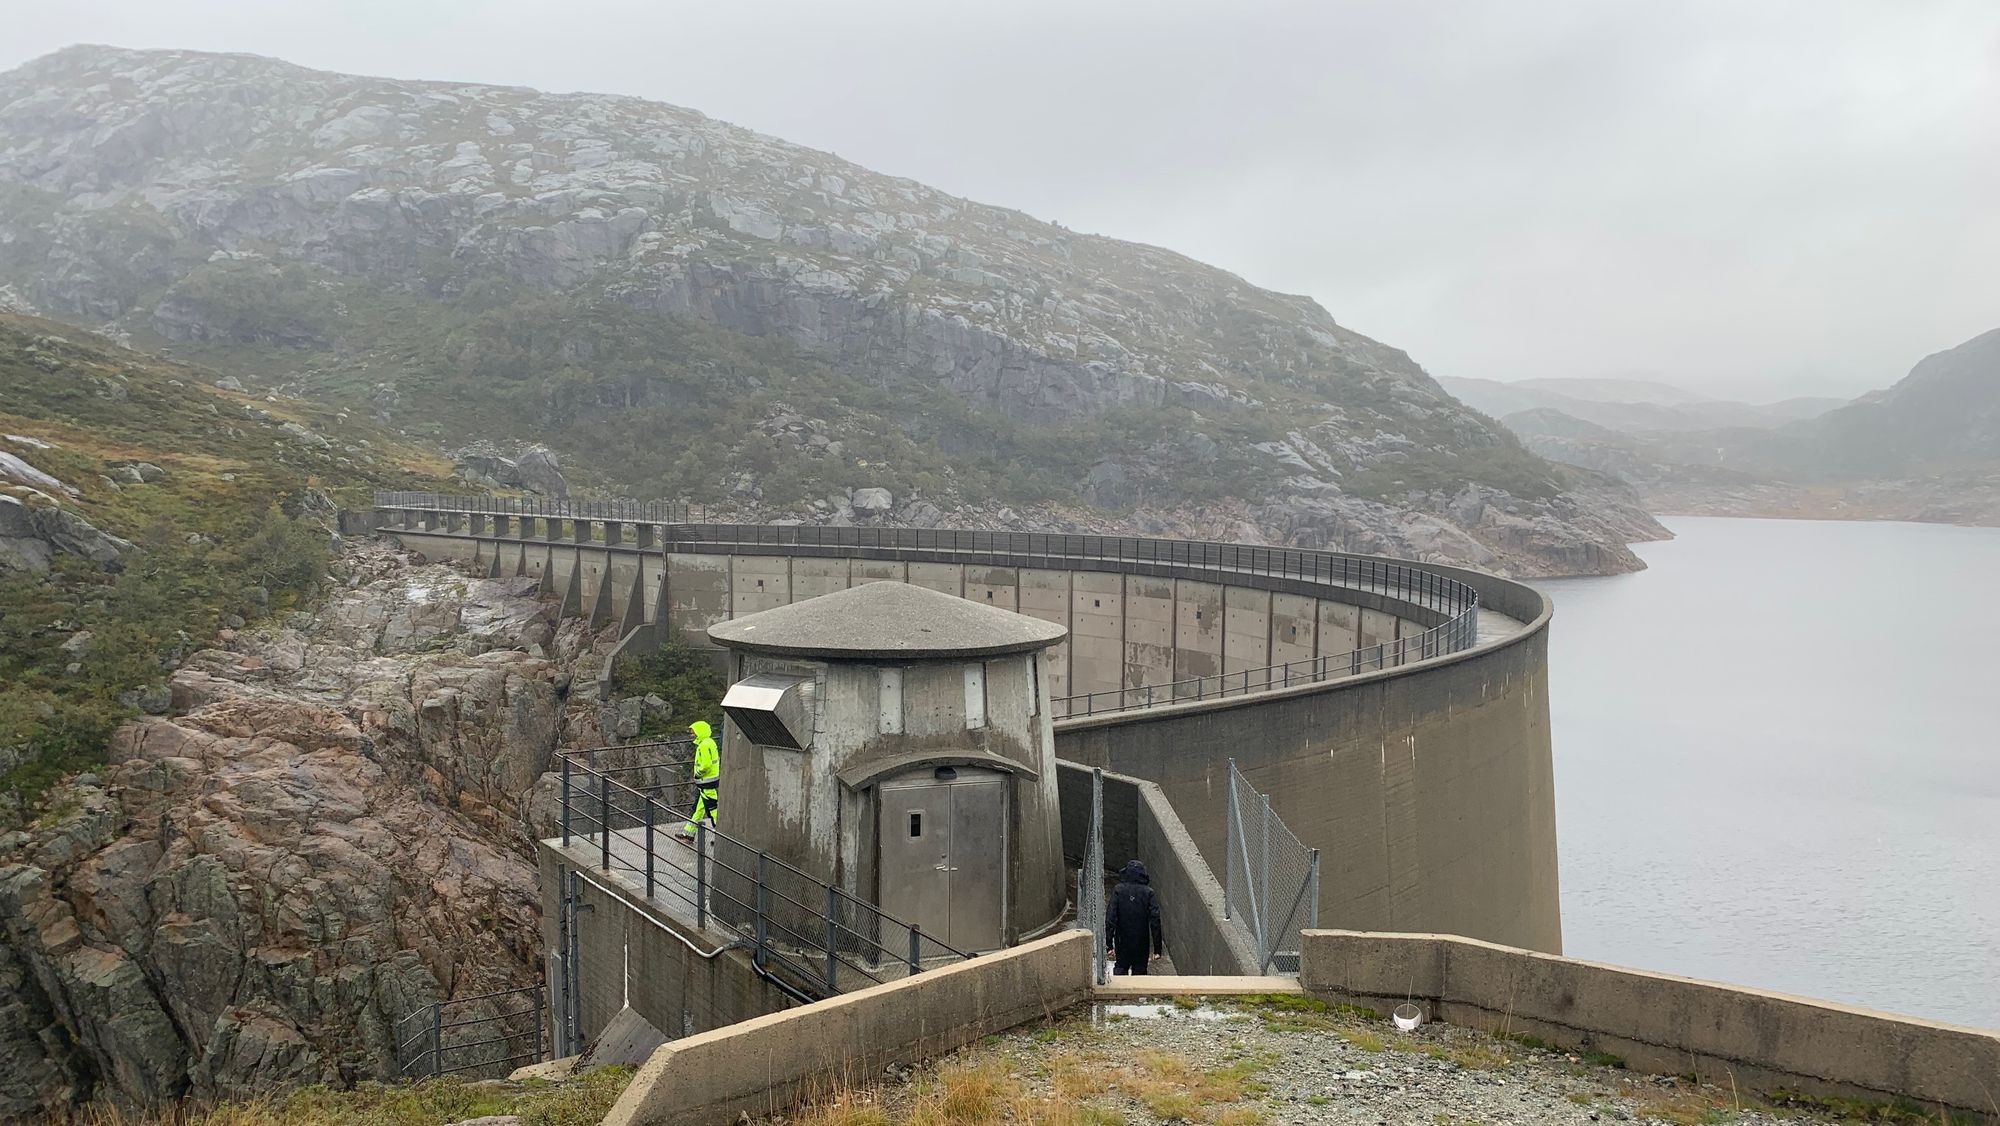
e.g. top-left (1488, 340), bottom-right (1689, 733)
top-left (680, 719), bottom-right (719, 840)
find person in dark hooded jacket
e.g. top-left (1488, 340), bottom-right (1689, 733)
top-left (1105, 859), bottom-right (1164, 974)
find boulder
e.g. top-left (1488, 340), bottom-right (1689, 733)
top-left (851, 487), bottom-right (894, 515)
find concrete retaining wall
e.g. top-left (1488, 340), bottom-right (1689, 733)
top-left (1057, 614), bottom-right (1561, 954)
top-left (601, 931), bottom-right (1095, 1126)
top-left (1300, 930), bottom-right (2000, 1121)
top-left (1056, 763), bottom-right (1260, 976)
top-left (537, 846), bottom-right (793, 1051)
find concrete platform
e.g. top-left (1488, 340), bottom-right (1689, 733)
top-left (1094, 975), bottom-right (1302, 998)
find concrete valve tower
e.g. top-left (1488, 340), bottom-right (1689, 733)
top-left (705, 581), bottom-right (1070, 952)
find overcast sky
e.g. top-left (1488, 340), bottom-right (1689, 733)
top-left (6, 1), bottom-right (1998, 400)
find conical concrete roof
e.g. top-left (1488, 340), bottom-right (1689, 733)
top-left (706, 580), bottom-right (1068, 659)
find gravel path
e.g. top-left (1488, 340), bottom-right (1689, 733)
top-left (778, 995), bottom-right (1848, 1125)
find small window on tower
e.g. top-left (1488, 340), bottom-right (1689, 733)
top-left (908, 812), bottom-right (923, 838)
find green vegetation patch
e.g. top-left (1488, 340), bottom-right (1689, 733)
top-left (0, 315), bottom-right (450, 821)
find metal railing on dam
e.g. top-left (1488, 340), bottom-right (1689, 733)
top-left (370, 491), bottom-right (1486, 720)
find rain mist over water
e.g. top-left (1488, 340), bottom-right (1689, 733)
top-left (1537, 516), bottom-right (2000, 1030)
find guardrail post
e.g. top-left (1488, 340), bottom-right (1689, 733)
top-left (824, 885), bottom-right (839, 992)
top-left (908, 923), bottom-right (922, 976)
top-left (559, 755), bottom-right (571, 846)
top-left (430, 1001), bottom-right (442, 1079)
top-left (643, 800), bottom-right (655, 898)
top-left (695, 823), bottom-right (708, 929)
top-left (598, 772), bottom-right (611, 872)
top-left (754, 852), bottom-right (769, 968)
top-left (533, 984), bottom-right (545, 1063)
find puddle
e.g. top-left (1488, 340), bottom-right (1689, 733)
top-left (1091, 1001), bottom-right (1236, 1026)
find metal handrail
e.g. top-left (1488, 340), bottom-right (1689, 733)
top-left (557, 746), bottom-right (974, 997)
top-left (396, 983), bottom-right (545, 1080)
top-left (376, 495), bottom-right (1487, 719)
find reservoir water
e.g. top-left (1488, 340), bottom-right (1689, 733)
top-left (1536, 515), bottom-right (1999, 1030)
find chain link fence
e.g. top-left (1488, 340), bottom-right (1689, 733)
top-left (1073, 767), bottom-right (1109, 985)
top-left (1224, 759), bottom-right (1320, 974)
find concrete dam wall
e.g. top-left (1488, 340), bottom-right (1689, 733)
top-left (373, 496), bottom-right (1562, 954)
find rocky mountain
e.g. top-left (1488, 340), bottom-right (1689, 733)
top-left (1439, 375), bottom-right (1845, 434)
top-left (1, 541), bottom-right (616, 1116)
top-left (0, 45), bottom-right (1665, 577)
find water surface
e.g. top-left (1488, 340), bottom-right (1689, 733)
top-left (1538, 516), bottom-right (1999, 1029)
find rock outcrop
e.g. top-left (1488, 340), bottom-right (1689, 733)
top-left (0, 541), bottom-right (612, 1117)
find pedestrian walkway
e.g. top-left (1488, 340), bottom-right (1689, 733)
top-left (1094, 975), bottom-right (1303, 998)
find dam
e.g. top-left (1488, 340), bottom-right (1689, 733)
top-left (369, 491), bottom-right (1561, 955)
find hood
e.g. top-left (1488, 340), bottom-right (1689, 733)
top-left (1119, 860), bottom-right (1149, 885)
top-left (689, 720), bottom-right (712, 739)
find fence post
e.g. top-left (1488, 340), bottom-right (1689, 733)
top-left (1260, 793), bottom-right (1274, 966)
top-left (908, 923), bottom-right (922, 976)
top-left (754, 852), bottom-right (769, 968)
top-left (559, 755), bottom-right (571, 847)
top-left (532, 984), bottom-right (545, 1064)
top-left (643, 800), bottom-right (655, 899)
top-left (1306, 847), bottom-right (1322, 931)
top-left (430, 1001), bottom-right (442, 1079)
top-left (599, 773), bottom-right (611, 872)
top-left (824, 885), bottom-right (839, 992)
top-left (695, 822), bottom-right (708, 930)
top-left (1223, 761), bottom-right (1236, 921)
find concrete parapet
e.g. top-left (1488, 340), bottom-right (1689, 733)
top-left (1300, 930), bottom-right (2000, 1121)
top-left (601, 931), bottom-right (1094, 1126)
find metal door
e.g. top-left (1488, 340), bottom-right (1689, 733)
top-left (944, 772), bottom-right (1007, 950)
top-left (876, 769), bottom-right (1010, 952)
top-left (878, 777), bottom-right (951, 942)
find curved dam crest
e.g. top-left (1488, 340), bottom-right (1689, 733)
top-left (370, 495), bottom-right (1562, 955)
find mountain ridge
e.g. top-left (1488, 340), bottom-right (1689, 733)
top-left (0, 44), bottom-right (1664, 577)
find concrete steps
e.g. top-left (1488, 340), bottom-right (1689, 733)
top-left (1093, 975), bottom-right (1301, 998)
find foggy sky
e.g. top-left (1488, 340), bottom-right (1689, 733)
top-left (6, 1), bottom-right (1998, 401)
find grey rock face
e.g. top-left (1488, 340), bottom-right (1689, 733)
top-left (0, 495), bottom-right (135, 575)
top-left (452, 444), bottom-right (570, 497)
top-left (0, 541), bottom-right (613, 1116)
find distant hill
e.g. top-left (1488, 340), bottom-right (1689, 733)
top-left (1796, 326), bottom-right (2000, 478)
top-left (1439, 376), bottom-right (1846, 435)
top-left (1510, 376), bottom-right (1714, 406)
top-left (1493, 327), bottom-right (2000, 526)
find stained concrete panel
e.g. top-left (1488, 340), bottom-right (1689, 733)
top-left (1018, 570), bottom-right (1073, 700)
top-left (964, 566), bottom-right (1020, 612)
top-left (1173, 579), bottom-right (1224, 686)
top-left (1318, 601), bottom-right (1362, 658)
top-left (668, 554), bottom-right (732, 648)
top-left (640, 555), bottom-right (665, 623)
top-left (605, 553), bottom-right (643, 626)
top-left (1222, 586), bottom-right (1272, 692)
top-left (790, 558), bottom-right (851, 601)
top-left (730, 555), bottom-right (791, 617)
top-left (1122, 576), bottom-right (1176, 692)
top-left (851, 559), bottom-right (907, 585)
top-left (1358, 606), bottom-right (1397, 667)
top-left (1270, 593), bottom-right (1318, 673)
top-left (906, 562), bottom-right (964, 595)
top-left (1069, 572), bottom-right (1124, 700)
top-left (577, 548), bottom-right (615, 623)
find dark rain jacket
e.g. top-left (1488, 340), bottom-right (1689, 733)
top-left (1105, 860), bottom-right (1164, 958)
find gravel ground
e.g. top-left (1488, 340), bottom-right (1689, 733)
top-left (775, 995), bottom-right (1859, 1126)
